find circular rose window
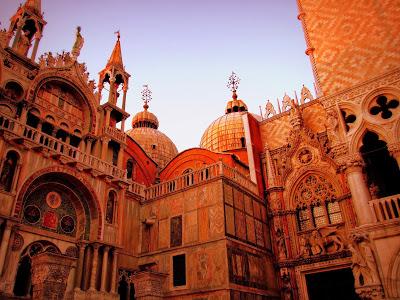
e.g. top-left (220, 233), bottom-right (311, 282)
top-left (46, 191), bottom-right (62, 209)
top-left (60, 215), bottom-right (75, 233)
top-left (23, 205), bottom-right (41, 224)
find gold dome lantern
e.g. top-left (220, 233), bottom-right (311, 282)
top-left (127, 85), bottom-right (178, 169)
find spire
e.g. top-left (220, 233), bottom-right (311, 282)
top-left (106, 31), bottom-right (124, 70)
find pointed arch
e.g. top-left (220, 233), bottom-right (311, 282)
top-left (349, 121), bottom-right (391, 154)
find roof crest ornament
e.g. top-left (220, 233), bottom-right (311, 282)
top-left (141, 84), bottom-right (152, 111)
top-left (71, 26), bottom-right (84, 59)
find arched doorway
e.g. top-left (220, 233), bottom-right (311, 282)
top-left (360, 131), bottom-right (400, 198)
top-left (13, 241), bottom-right (61, 297)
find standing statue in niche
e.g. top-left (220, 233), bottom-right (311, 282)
top-left (0, 156), bottom-right (16, 191)
top-left (71, 26), bottom-right (84, 59)
top-left (16, 29), bottom-right (31, 56)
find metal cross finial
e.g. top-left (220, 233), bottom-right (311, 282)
top-left (141, 84), bottom-right (152, 110)
top-left (114, 30), bottom-right (120, 40)
top-left (227, 71), bottom-right (240, 92)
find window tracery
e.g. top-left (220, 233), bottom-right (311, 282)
top-left (294, 175), bottom-right (342, 231)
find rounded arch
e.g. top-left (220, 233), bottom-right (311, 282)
top-left (14, 166), bottom-right (103, 240)
top-left (0, 102), bottom-right (16, 116)
top-left (286, 169), bottom-right (343, 210)
top-left (27, 73), bottom-right (97, 134)
top-left (3, 79), bottom-right (25, 101)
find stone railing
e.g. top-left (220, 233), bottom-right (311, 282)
top-left (127, 180), bottom-right (146, 197)
top-left (144, 161), bottom-right (258, 201)
top-left (0, 112), bottom-right (126, 180)
top-left (370, 194), bottom-right (400, 222)
top-left (103, 126), bottom-right (126, 143)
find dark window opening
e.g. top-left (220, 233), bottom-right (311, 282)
top-left (370, 95), bottom-right (399, 120)
top-left (13, 256), bottom-right (32, 297)
top-left (172, 254), bottom-right (186, 287)
top-left (0, 151), bottom-right (19, 192)
top-left (341, 110), bottom-right (356, 131)
top-left (240, 137), bottom-right (246, 148)
top-left (360, 131), bottom-right (400, 198)
top-left (126, 159), bottom-right (134, 179)
top-left (26, 113), bottom-right (39, 128)
top-left (41, 122), bottom-right (54, 136)
top-left (170, 215), bottom-right (182, 247)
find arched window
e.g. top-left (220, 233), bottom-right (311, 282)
top-left (294, 174), bottom-right (342, 231)
top-left (126, 159), bottom-right (135, 180)
top-left (183, 169), bottom-right (194, 186)
top-left (0, 151), bottom-right (19, 192)
top-left (106, 191), bottom-right (117, 224)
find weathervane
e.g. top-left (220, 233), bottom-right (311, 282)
top-left (141, 84), bottom-right (152, 110)
top-left (227, 71), bottom-right (240, 92)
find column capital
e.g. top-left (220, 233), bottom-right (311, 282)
top-left (388, 142), bottom-right (400, 155)
top-left (91, 242), bottom-right (101, 250)
top-left (103, 245), bottom-right (110, 252)
top-left (336, 153), bottom-right (364, 173)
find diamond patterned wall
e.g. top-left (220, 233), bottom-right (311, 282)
top-left (298, 0), bottom-right (400, 95)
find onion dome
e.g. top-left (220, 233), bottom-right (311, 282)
top-left (200, 72), bottom-right (249, 152)
top-left (127, 85), bottom-right (178, 169)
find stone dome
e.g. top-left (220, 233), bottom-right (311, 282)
top-left (127, 102), bottom-right (178, 169)
top-left (127, 127), bottom-right (178, 169)
top-left (200, 91), bottom-right (249, 152)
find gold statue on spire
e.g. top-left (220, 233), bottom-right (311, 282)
top-left (72, 26), bottom-right (84, 59)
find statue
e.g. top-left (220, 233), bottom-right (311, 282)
top-left (309, 225), bottom-right (344, 256)
top-left (71, 26), bottom-right (84, 59)
top-left (276, 228), bottom-right (287, 260)
top-left (309, 230), bottom-right (324, 255)
top-left (325, 110), bottom-right (339, 144)
top-left (282, 94), bottom-right (292, 111)
top-left (265, 100), bottom-right (276, 118)
top-left (300, 84), bottom-right (314, 104)
top-left (298, 235), bottom-right (310, 257)
top-left (16, 29), bottom-right (31, 56)
top-left (0, 157), bottom-right (15, 191)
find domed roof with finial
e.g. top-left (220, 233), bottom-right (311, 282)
top-left (127, 85), bottom-right (178, 169)
top-left (200, 72), bottom-right (250, 152)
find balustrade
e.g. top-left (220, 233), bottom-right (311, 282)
top-left (370, 194), bottom-right (400, 222)
top-left (0, 112), bottom-right (126, 181)
top-left (103, 126), bottom-right (126, 143)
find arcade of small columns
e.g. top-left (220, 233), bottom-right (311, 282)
top-left (18, 103), bottom-right (127, 170)
top-left (74, 242), bottom-right (119, 293)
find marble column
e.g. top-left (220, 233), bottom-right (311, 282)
top-left (110, 249), bottom-right (118, 294)
top-left (126, 282), bottom-right (131, 300)
top-left (344, 160), bottom-right (374, 225)
top-left (100, 246), bottom-right (109, 292)
top-left (101, 138), bottom-right (110, 161)
top-left (105, 108), bottom-right (112, 128)
top-left (30, 33), bottom-right (42, 61)
top-left (0, 222), bottom-right (12, 275)
top-left (89, 244), bottom-right (100, 291)
top-left (86, 138), bottom-right (93, 155)
top-left (74, 243), bottom-right (86, 290)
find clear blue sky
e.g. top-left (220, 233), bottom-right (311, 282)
top-left (1, 0), bottom-right (315, 151)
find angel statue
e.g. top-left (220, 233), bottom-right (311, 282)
top-left (72, 26), bottom-right (84, 59)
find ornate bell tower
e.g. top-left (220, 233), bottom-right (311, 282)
top-left (97, 32), bottom-right (130, 169)
top-left (7, 0), bottom-right (46, 61)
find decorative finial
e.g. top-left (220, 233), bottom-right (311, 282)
top-left (227, 71), bottom-right (240, 92)
top-left (141, 84), bottom-right (152, 110)
top-left (114, 30), bottom-right (120, 41)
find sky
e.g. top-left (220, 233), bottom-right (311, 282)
top-left (0, 0), bottom-right (315, 151)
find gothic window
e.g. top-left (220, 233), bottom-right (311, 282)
top-left (170, 215), bottom-right (182, 247)
top-left (0, 151), bottom-right (19, 192)
top-left (172, 254), bottom-right (186, 287)
top-left (106, 191), bottom-right (116, 224)
top-left (294, 174), bottom-right (342, 231)
top-left (298, 207), bottom-right (312, 231)
top-left (327, 202), bottom-right (343, 224)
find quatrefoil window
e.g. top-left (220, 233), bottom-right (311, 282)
top-left (370, 95), bottom-right (399, 119)
top-left (341, 110), bottom-right (356, 131)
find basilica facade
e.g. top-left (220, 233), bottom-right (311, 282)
top-left (0, 0), bottom-right (399, 299)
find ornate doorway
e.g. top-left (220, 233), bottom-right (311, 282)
top-left (305, 268), bottom-right (359, 300)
